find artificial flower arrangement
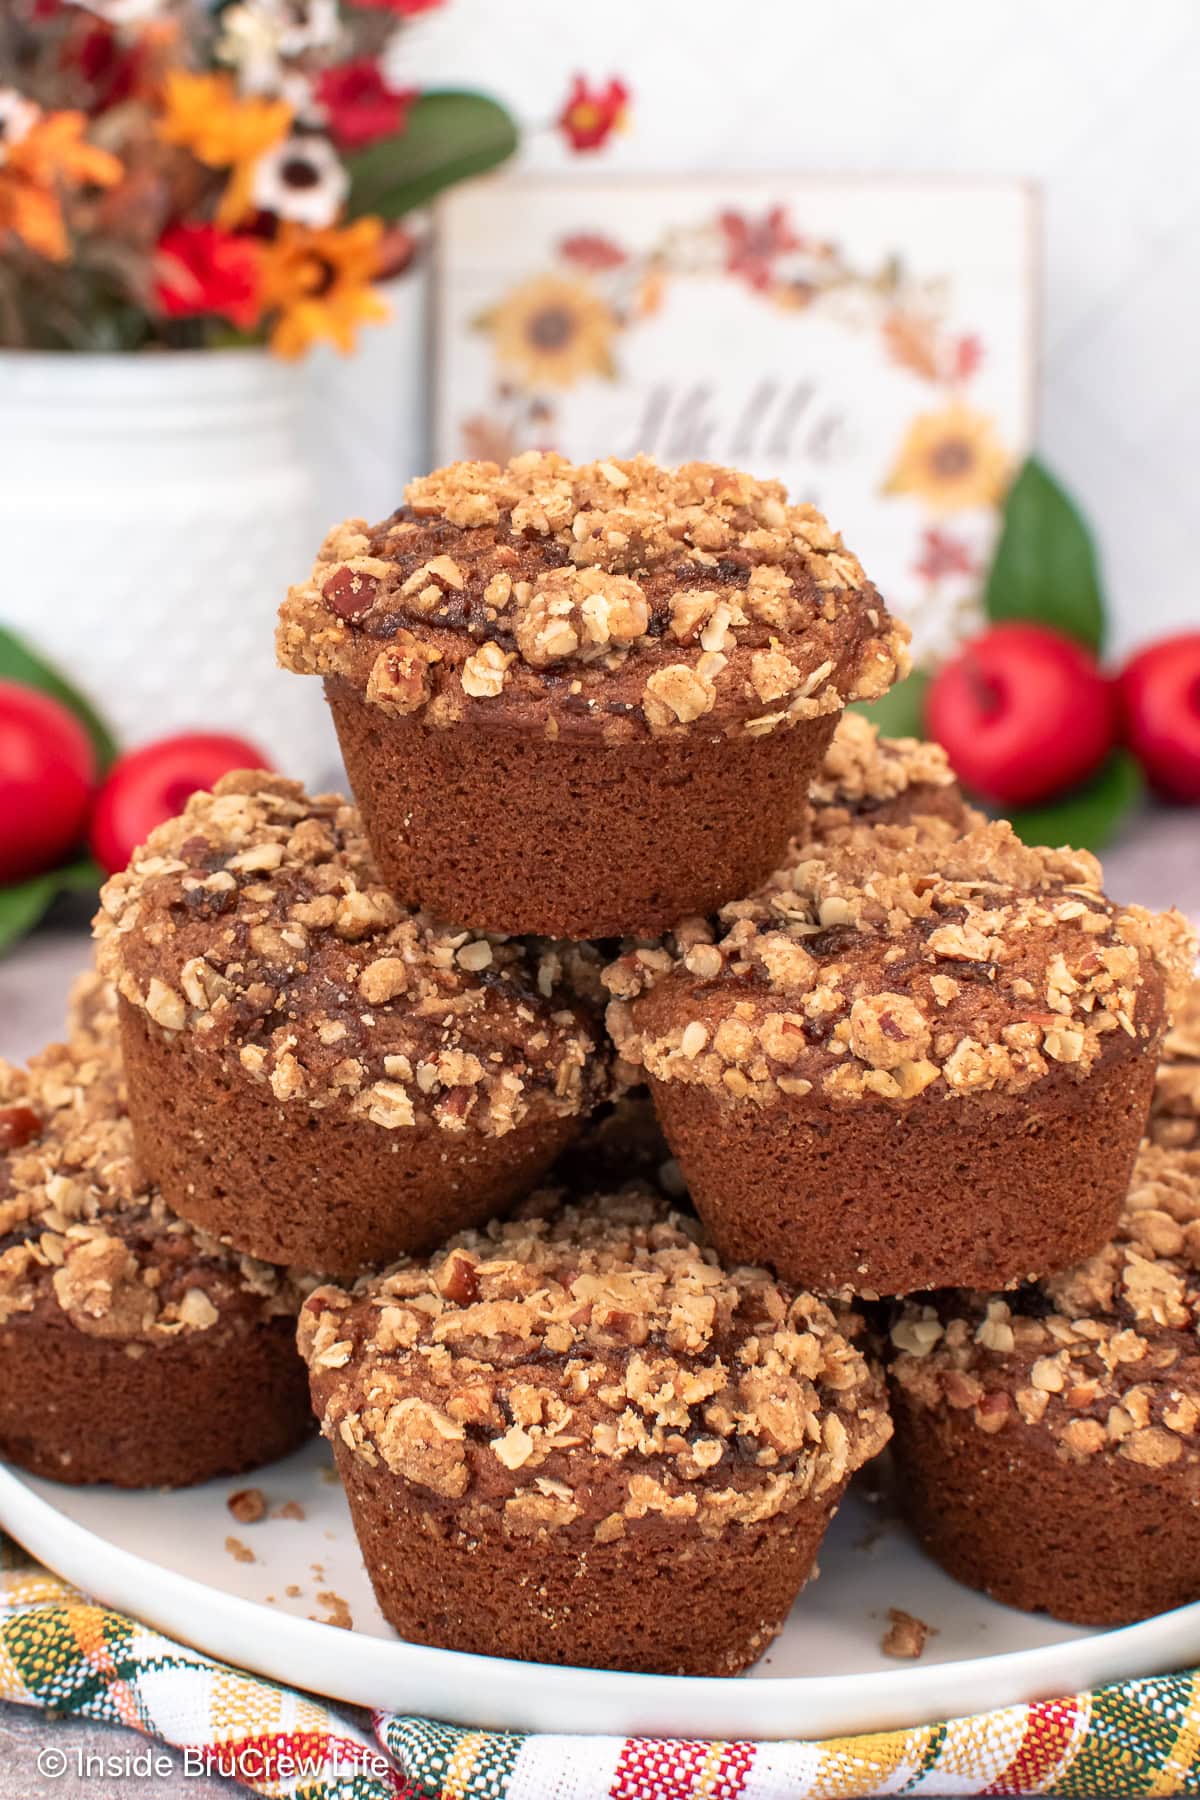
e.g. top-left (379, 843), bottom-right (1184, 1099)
top-left (0, 0), bottom-right (517, 355)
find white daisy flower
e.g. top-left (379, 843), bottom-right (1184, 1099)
top-left (251, 135), bottom-right (348, 230)
top-left (0, 90), bottom-right (39, 168)
top-left (217, 0), bottom-right (340, 92)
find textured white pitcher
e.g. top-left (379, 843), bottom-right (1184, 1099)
top-left (0, 348), bottom-right (337, 781)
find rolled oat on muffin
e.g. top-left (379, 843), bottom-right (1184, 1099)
top-left (276, 453), bottom-right (909, 937)
top-left (299, 1185), bottom-right (891, 1674)
top-left (807, 711), bottom-right (976, 840)
top-left (889, 1143), bottom-right (1200, 1625)
top-left (606, 821), bottom-right (1195, 1296)
top-left (1149, 975), bottom-right (1199, 1149)
top-left (95, 772), bottom-right (609, 1273)
top-left (0, 975), bottom-right (315, 1488)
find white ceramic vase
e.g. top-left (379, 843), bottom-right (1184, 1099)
top-left (0, 270), bottom-right (429, 785)
top-left (0, 347), bottom-right (339, 782)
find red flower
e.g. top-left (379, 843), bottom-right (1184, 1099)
top-left (559, 232), bottom-right (626, 270)
top-left (318, 59), bottom-right (415, 151)
top-left (719, 206), bottom-right (801, 291)
top-left (153, 224), bottom-right (263, 330)
top-left (556, 76), bottom-right (629, 153)
top-left (913, 527), bottom-right (976, 584)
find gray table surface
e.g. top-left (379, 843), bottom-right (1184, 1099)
top-left (0, 808), bottom-right (1196, 1798)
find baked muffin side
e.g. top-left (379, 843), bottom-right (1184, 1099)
top-left (606, 821), bottom-right (1196, 1294)
top-left (889, 1143), bottom-right (1200, 1625)
top-left (95, 771), bottom-right (609, 1270)
top-left (0, 976), bottom-right (314, 1487)
top-left (300, 1186), bottom-right (891, 1674)
top-left (277, 453), bottom-right (909, 936)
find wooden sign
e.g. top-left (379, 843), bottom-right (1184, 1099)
top-left (433, 175), bottom-right (1037, 663)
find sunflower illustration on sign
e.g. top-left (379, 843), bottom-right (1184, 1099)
top-left (883, 401), bottom-right (1010, 514)
top-left (476, 273), bottom-right (617, 388)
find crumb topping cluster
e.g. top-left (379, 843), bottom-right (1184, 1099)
top-left (95, 773), bottom-right (606, 1139)
top-left (605, 821), bottom-right (1195, 1106)
top-left (810, 713), bottom-right (959, 811)
top-left (300, 1187), bottom-right (890, 1543)
top-left (277, 453), bottom-right (909, 742)
top-left (891, 1144), bottom-right (1200, 1469)
top-left (0, 976), bottom-right (311, 1340)
top-left (1150, 976), bottom-right (1200, 1150)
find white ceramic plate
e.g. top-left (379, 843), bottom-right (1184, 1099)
top-left (2, 1442), bottom-right (1198, 1741)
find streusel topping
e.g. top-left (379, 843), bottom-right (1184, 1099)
top-left (300, 1187), bottom-right (890, 1542)
top-left (0, 976), bottom-right (312, 1339)
top-left (1150, 976), bottom-right (1200, 1150)
top-left (277, 453), bottom-right (909, 742)
top-left (810, 713), bottom-right (958, 810)
top-left (605, 821), bottom-right (1195, 1105)
top-left (95, 772), bottom-right (606, 1138)
top-left (891, 1144), bottom-right (1200, 1469)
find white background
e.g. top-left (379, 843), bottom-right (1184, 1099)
top-left (403, 0), bottom-right (1200, 661)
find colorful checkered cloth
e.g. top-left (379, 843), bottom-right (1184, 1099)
top-left (2, 1534), bottom-right (1197, 1799)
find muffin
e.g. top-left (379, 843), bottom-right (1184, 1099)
top-left (807, 712), bottom-right (975, 839)
top-left (95, 772), bottom-right (608, 1273)
top-left (299, 1186), bottom-right (890, 1674)
top-left (276, 453), bottom-right (909, 937)
top-left (606, 821), bottom-right (1195, 1296)
top-left (889, 1143), bottom-right (1200, 1625)
top-left (0, 977), bottom-right (314, 1487)
top-left (1149, 975), bottom-right (1199, 1149)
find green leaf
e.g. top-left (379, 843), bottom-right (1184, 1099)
top-left (0, 626), bottom-right (118, 773)
top-left (984, 457), bottom-right (1106, 653)
top-left (850, 669), bottom-right (930, 742)
top-left (346, 91), bottom-right (519, 223)
top-left (0, 859), bottom-right (101, 956)
top-left (1006, 750), bottom-right (1142, 854)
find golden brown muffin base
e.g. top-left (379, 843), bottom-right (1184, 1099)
top-left (119, 1001), bottom-right (584, 1273)
top-left (326, 676), bottom-right (837, 938)
top-left (0, 1308), bottom-right (311, 1488)
top-left (891, 1389), bottom-right (1200, 1626)
top-left (648, 1047), bottom-right (1158, 1295)
top-left (330, 1438), bottom-right (843, 1674)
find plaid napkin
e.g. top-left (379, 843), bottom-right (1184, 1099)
top-left (2, 1532), bottom-right (1197, 1799)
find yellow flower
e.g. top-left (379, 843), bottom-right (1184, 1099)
top-left (485, 273), bottom-right (616, 388)
top-left (883, 402), bottom-right (1010, 513)
top-left (0, 110), bottom-right (122, 261)
top-left (258, 218), bottom-right (389, 359)
top-left (157, 70), bottom-right (291, 225)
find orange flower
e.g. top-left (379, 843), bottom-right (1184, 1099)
top-left (157, 70), bottom-right (291, 225)
top-left (0, 109), bottom-right (122, 261)
top-left (258, 218), bottom-right (389, 359)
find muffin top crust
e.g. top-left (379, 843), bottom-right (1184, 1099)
top-left (0, 976), bottom-right (312, 1340)
top-left (605, 821), bottom-right (1195, 1106)
top-left (276, 453), bottom-right (909, 744)
top-left (1150, 976), bottom-right (1199, 1150)
top-left (891, 1144), bottom-right (1200, 1470)
top-left (809, 713), bottom-right (973, 838)
top-left (95, 772), bottom-right (607, 1139)
top-left (300, 1186), bottom-right (890, 1544)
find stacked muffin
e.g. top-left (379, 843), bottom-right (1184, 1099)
top-left (4, 452), bottom-right (1193, 1670)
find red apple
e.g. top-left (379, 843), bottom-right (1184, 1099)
top-left (925, 623), bottom-right (1115, 808)
top-left (90, 731), bottom-right (271, 875)
top-left (1117, 632), bottom-right (1200, 803)
top-left (0, 680), bottom-right (96, 884)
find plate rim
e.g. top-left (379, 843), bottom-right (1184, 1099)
top-left (2, 1460), bottom-right (1199, 1743)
